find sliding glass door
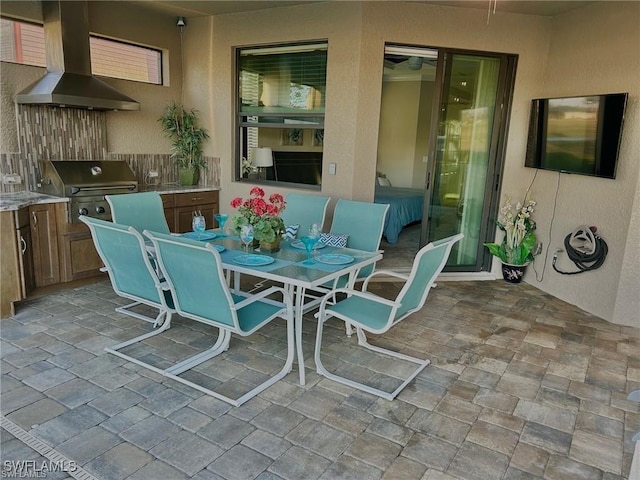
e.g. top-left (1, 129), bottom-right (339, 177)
top-left (424, 51), bottom-right (515, 271)
top-left (377, 46), bottom-right (516, 272)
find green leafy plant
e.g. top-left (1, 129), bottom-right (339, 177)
top-left (230, 186), bottom-right (286, 243)
top-left (158, 102), bottom-right (209, 171)
top-left (484, 195), bottom-right (537, 265)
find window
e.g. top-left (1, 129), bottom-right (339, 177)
top-left (90, 36), bottom-right (161, 84)
top-left (237, 42), bottom-right (328, 187)
top-left (0, 18), bottom-right (45, 67)
top-left (1, 18), bottom-right (162, 85)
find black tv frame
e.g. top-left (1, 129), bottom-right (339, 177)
top-left (525, 92), bottom-right (628, 179)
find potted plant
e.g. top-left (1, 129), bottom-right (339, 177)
top-left (230, 187), bottom-right (286, 251)
top-left (158, 102), bottom-right (210, 186)
top-left (484, 194), bottom-right (537, 283)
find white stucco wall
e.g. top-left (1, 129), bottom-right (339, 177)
top-left (193, 1), bottom-right (366, 225)
top-left (535, 1), bottom-right (640, 326)
top-left (197, 1), bottom-right (637, 324)
top-left (378, 80), bottom-right (422, 188)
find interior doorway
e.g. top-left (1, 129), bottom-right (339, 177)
top-left (376, 45), bottom-right (516, 273)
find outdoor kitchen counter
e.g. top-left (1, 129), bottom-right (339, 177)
top-left (0, 191), bottom-right (68, 212)
top-left (140, 185), bottom-right (220, 194)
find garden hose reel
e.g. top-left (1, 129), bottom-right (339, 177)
top-left (552, 225), bottom-right (608, 275)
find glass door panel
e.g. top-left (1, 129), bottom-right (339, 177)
top-left (424, 53), bottom-right (501, 269)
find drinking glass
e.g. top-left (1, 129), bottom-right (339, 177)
top-left (240, 225), bottom-right (254, 252)
top-left (300, 235), bottom-right (319, 265)
top-left (308, 223), bottom-right (321, 240)
top-left (192, 215), bottom-right (206, 240)
top-left (214, 213), bottom-right (229, 234)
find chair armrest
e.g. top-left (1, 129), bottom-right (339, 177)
top-left (362, 270), bottom-right (409, 291)
top-left (234, 286), bottom-right (293, 310)
top-left (320, 287), bottom-right (400, 310)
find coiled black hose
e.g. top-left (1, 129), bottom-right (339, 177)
top-left (552, 229), bottom-right (608, 275)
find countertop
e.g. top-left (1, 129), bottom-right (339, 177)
top-left (0, 191), bottom-right (69, 212)
top-left (0, 185), bottom-right (220, 212)
top-left (139, 185), bottom-right (221, 194)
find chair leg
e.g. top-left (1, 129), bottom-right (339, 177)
top-left (164, 315), bottom-right (295, 407)
top-left (105, 311), bottom-right (173, 375)
top-left (165, 330), bottom-right (231, 375)
top-left (315, 316), bottom-right (430, 401)
top-left (115, 302), bottom-right (167, 327)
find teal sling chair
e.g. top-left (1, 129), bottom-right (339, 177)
top-left (80, 214), bottom-right (176, 359)
top-left (105, 191), bottom-right (172, 319)
top-left (314, 233), bottom-right (463, 400)
top-left (145, 230), bottom-right (295, 406)
top-left (280, 193), bottom-right (331, 238)
top-left (105, 191), bottom-right (171, 234)
top-left (307, 199), bottom-right (390, 334)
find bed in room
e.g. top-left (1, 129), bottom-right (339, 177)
top-left (374, 185), bottom-right (424, 244)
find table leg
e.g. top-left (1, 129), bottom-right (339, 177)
top-left (294, 284), bottom-right (307, 385)
top-left (345, 270), bottom-right (358, 337)
top-left (232, 271), bottom-right (240, 294)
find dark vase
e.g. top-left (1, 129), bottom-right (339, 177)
top-left (501, 262), bottom-right (528, 284)
top-left (259, 237), bottom-right (281, 253)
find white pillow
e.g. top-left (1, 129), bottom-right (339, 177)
top-left (319, 233), bottom-right (349, 248)
top-left (377, 176), bottom-right (391, 187)
top-left (283, 224), bottom-right (300, 240)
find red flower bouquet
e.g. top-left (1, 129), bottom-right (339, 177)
top-left (230, 187), bottom-right (286, 243)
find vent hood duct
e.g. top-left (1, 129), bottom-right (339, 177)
top-left (15, 1), bottom-right (139, 111)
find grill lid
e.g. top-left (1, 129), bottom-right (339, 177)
top-left (38, 160), bottom-right (138, 197)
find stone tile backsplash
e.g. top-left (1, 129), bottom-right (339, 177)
top-left (0, 105), bottom-right (220, 193)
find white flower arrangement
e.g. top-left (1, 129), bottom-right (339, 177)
top-left (484, 194), bottom-right (537, 265)
top-left (241, 157), bottom-right (257, 177)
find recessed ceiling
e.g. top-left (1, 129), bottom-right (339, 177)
top-left (423, 1), bottom-right (598, 17)
top-left (122, 1), bottom-right (325, 17)
top-left (124, 0), bottom-right (598, 18)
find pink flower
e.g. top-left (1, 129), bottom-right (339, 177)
top-left (250, 187), bottom-right (265, 198)
top-left (230, 186), bottom-right (287, 240)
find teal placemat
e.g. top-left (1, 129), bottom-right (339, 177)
top-left (220, 249), bottom-right (293, 272)
top-left (293, 259), bottom-right (355, 273)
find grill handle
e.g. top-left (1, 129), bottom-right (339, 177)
top-left (70, 184), bottom-right (137, 195)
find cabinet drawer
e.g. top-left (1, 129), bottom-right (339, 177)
top-left (174, 191), bottom-right (218, 208)
top-left (160, 193), bottom-right (175, 209)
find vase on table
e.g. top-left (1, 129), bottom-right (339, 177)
top-left (501, 262), bottom-right (528, 284)
top-left (259, 238), bottom-right (281, 253)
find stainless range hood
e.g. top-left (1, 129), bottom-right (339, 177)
top-left (15, 1), bottom-right (139, 111)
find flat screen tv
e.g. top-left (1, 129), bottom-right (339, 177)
top-left (525, 92), bottom-right (628, 179)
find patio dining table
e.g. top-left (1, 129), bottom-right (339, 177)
top-left (204, 231), bottom-right (383, 386)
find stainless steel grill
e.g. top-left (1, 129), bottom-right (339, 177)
top-left (38, 160), bottom-right (138, 223)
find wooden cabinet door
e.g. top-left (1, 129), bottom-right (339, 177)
top-left (0, 211), bottom-right (21, 318)
top-left (18, 224), bottom-right (36, 296)
top-left (160, 193), bottom-right (176, 232)
top-left (175, 204), bottom-right (218, 233)
top-left (173, 191), bottom-right (219, 233)
top-left (30, 204), bottom-right (60, 287)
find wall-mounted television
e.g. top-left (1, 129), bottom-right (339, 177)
top-left (525, 92), bottom-right (628, 179)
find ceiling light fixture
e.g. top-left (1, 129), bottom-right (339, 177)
top-left (408, 56), bottom-right (423, 70)
top-left (177, 17), bottom-right (185, 103)
top-left (487, 0), bottom-right (497, 24)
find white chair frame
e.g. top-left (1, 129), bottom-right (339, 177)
top-left (314, 234), bottom-right (463, 400)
